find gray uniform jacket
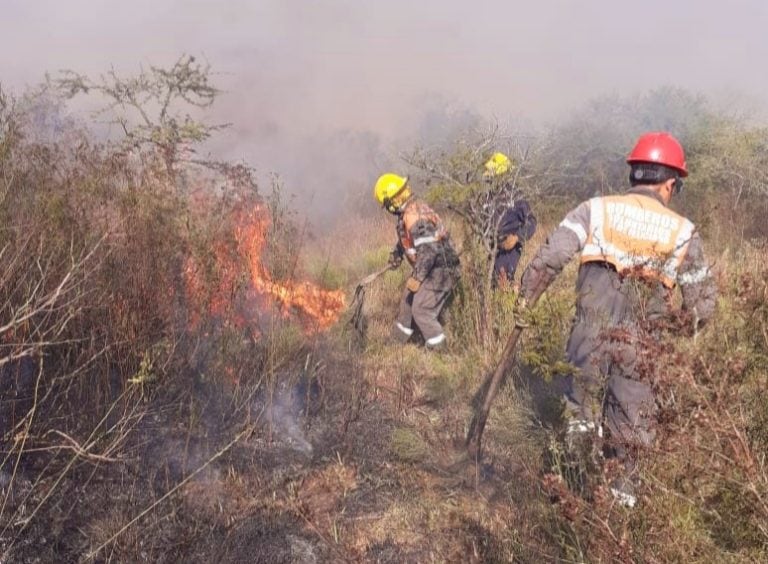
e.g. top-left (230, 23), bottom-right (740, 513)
top-left (392, 198), bottom-right (460, 347)
top-left (519, 187), bottom-right (717, 436)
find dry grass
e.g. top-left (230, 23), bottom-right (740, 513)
top-left (2, 79), bottom-right (768, 563)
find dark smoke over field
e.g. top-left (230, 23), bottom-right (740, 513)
top-left (3, 0), bottom-right (768, 223)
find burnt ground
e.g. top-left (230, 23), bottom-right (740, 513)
top-left (0, 338), bottom-right (561, 563)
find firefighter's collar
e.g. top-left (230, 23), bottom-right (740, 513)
top-left (627, 186), bottom-right (667, 207)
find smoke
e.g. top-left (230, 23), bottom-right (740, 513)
top-left (3, 0), bottom-right (768, 225)
top-left (251, 376), bottom-right (318, 457)
top-left (267, 393), bottom-right (314, 456)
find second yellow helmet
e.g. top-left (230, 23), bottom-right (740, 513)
top-left (483, 152), bottom-right (514, 177)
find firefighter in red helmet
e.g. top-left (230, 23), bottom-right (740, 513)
top-left (517, 132), bottom-right (717, 507)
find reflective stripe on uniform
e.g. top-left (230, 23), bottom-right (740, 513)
top-left (560, 218), bottom-right (588, 247)
top-left (425, 333), bottom-right (445, 346)
top-left (400, 200), bottom-right (447, 255)
top-left (582, 196), bottom-right (608, 258)
top-left (663, 218), bottom-right (695, 281)
top-left (589, 196), bottom-right (605, 244)
top-left (396, 322), bottom-right (414, 336)
top-left (413, 235), bottom-right (438, 247)
top-left (567, 419), bottom-right (596, 434)
top-left (678, 266), bottom-right (711, 286)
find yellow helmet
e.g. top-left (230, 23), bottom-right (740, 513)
top-left (374, 173), bottom-right (409, 210)
top-left (483, 152), bottom-right (514, 177)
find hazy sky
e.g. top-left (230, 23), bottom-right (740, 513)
top-left (3, 0), bottom-right (768, 221)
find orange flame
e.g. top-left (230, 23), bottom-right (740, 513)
top-left (235, 205), bottom-right (345, 330)
top-left (184, 202), bottom-right (345, 335)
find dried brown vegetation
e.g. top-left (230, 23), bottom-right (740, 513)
top-left (0, 67), bottom-right (767, 563)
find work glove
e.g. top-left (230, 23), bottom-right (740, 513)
top-left (405, 276), bottom-right (422, 293)
top-left (388, 249), bottom-right (403, 269)
top-left (513, 296), bottom-right (530, 328)
top-left (499, 233), bottom-right (520, 251)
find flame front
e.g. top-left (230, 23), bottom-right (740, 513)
top-left (234, 206), bottom-right (345, 331)
top-left (184, 203), bottom-right (345, 335)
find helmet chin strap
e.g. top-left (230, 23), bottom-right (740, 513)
top-left (383, 197), bottom-right (403, 214)
top-left (383, 199), bottom-right (397, 214)
top-left (384, 186), bottom-right (411, 214)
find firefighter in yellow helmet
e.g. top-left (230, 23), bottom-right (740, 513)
top-left (482, 152), bottom-right (537, 287)
top-left (374, 173), bottom-right (460, 349)
top-left (483, 152), bottom-right (513, 177)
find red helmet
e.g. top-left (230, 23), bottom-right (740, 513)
top-left (627, 132), bottom-right (688, 177)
